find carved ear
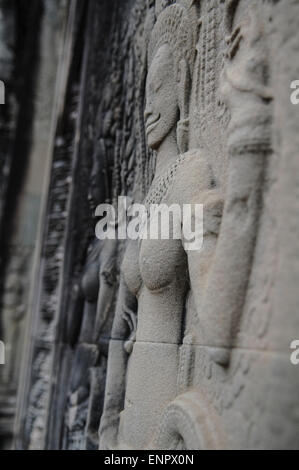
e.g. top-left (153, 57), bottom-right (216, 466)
top-left (177, 59), bottom-right (191, 153)
top-left (177, 119), bottom-right (189, 154)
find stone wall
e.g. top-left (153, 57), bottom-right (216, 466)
top-left (0, 0), bottom-right (68, 450)
top-left (0, 0), bottom-right (298, 450)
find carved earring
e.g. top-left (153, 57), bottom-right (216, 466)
top-left (177, 58), bottom-right (191, 154)
top-left (177, 118), bottom-right (189, 154)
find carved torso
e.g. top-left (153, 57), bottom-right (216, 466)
top-left (119, 151), bottom-right (219, 448)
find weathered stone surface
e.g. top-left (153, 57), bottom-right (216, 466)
top-left (0, 0), bottom-right (68, 450)
top-left (0, 0), bottom-right (298, 451)
top-left (99, 0), bottom-right (299, 450)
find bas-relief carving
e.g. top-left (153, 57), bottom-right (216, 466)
top-left (63, 238), bottom-right (118, 450)
top-left (152, 389), bottom-right (226, 450)
top-left (26, 350), bottom-right (52, 450)
top-left (61, 0), bottom-right (159, 448)
top-left (20, 0), bottom-right (157, 450)
top-left (0, 248), bottom-right (30, 449)
top-left (0, 0), bottom-right (16, 238)
top-left (1, 248), bottom-right (30, 385)
top-left (99, 0), bottom-right (276, 451)
top-left (62, 73), bottom-right (120, 447)
top-left (200, 0), bottom-right (272, 365)
top-left (99, 2), bottom-right (224, 450)
top-left (23, 70), bottom-right (82, 451)
top-left (17, 0), bottom-right (298, 451)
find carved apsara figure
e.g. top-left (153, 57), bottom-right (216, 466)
top-left (99, 3), bottom-right (223, 450)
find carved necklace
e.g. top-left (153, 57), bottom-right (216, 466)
top-left (137, 154), bottom-right (187, 248)
top-left (144, 153), bottom-right (186, 209)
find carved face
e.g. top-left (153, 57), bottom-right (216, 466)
top-left (145, 44), bottom-right (179, 150)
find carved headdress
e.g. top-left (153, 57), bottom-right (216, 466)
top-left (148, 2), bottom-right (197, 76)
top-left (148, 1), bottom-right (199, 152)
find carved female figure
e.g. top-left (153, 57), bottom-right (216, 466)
top-left (99, 3), bottom-right (222, 450)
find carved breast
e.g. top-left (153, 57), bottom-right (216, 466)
top-left (122, 234), bottom-right (187, 296)
top-left (139, 236), bottom-right (187, 293)
top-left (122, 151), bottom-right (212, 297)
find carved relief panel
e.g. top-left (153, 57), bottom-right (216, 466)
top-left (17, 0), bottom-right (299, 451)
